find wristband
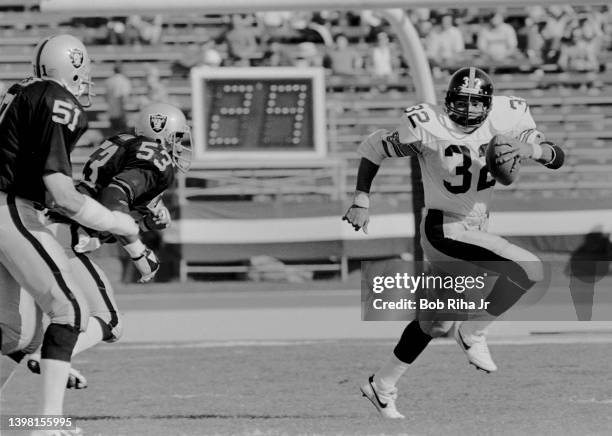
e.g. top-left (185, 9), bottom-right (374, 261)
top-left (353, 191), bottom-right (370, 209)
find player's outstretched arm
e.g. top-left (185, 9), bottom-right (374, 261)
top-left (342, 158), bottom-right (379, 234)
top-left (343, 123), bottom-right (419, 233)
top-left (44, 172), bottom-right (139, 237)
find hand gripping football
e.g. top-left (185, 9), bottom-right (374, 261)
top-left (485, 134), bottom-right (521, 186)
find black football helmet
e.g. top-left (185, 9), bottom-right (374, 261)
top-left (444, 67), bottom-right (494, 129)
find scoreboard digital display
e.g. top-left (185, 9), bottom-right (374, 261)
top-left (191, 67), bottom-right (327, 160)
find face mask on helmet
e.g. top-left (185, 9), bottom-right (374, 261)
top-left (444, 67), bottom-right (493, 129)
top-left (165, 127), bottom-right (193, 173)
top-left (446, 93), bottom-right (491, 128)
top-left (32, 34), bottom-right (95, 107)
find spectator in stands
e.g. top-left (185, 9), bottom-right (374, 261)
top-left (324, 33), bottom-right (363, 76)
top-left (107, 17), bottom-right (127, 45)
top-left (409, 7), bottom-right (431, 35)
top-left (557, 25), bottom-right (599, 73)
top-left (595, 6), bottom-right (612, 52)
top-left (223, 14), bottom-right (263, 66)
top-left (123, 14), bottom-right (163, 45)
top-left (257, 10), bottom-right (293, 29)
top-left (256, 10), bottom-right (296, 42)
top-left (172, 38), bottom-right (225, 78)
top-left (293, 42), bottom-right (323, 68)
top-left (139, 64), bottom-right (174, 108)
top-left (199, 39), bottom-right (223, 67)
top-left (540, 6), bottom-right (574, 64)
top-left (140, 14), bottom-right (163, 45)
top-left (428, 14), bottom-right (465, 69)
top-left (105, 63), bottom-right (132, 133)
top-left (360, 9), bottom-right (385, 41)
top-left (125, 15), bottom-right (142, 45)
top-left (263, 40), bottom-right (294, 67)
top-left (367, 31), bottom-right (394, 81)
top-left (477, 11), bottom-right (518, 62)
top-left (523, 18), bottom-right (546, 65)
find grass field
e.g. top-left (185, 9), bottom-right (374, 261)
top-left (3, 338), bottom-right (612, 436)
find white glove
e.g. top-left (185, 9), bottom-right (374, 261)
top-left (141, 206), bottom-right (171, 231)
top-left (132, 248), bottom-right (160, 283)
top-left (73, 228), bottom-right (102, 253)
top-left (123, 240), bottom-right (160, 283)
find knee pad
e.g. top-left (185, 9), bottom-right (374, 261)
top-left (41, 323), bottom-right (79, 362)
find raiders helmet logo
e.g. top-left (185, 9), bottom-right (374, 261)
top-left (149, 114), bottom-right (168, 133)
top-left (69, 48), bottom-right (84, 69)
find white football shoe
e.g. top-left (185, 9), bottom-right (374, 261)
top-left (26, 354), bottom-right (88, 389)
top-left (360, 375), bottom-right (405, 419)
top-left (454, 326), bottom-right (498, 373)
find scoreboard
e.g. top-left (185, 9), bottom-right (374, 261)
top-left (191, 67), bottom-right (327, 160)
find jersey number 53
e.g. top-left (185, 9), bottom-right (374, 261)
top-left (136, 142), bottom-right (173, 172)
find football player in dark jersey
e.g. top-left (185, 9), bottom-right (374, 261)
top-left (26, 102), bottom-right (192, 389)
top-left (0, 34), bottom-right (139, 429)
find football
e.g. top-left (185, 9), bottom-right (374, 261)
top-left (485, 134), bottom-right (521, 186)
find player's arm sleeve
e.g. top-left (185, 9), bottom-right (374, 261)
top-left (39, 101), bottom-right (73, 176)
top-left (355, 158), bottom-right (380, 194)
top-left (99, 167), bottom-right (157, 212)
top-left (357, 120), bottom-right (421, 165)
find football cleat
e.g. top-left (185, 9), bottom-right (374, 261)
top-left (360, 375), bottom-right (405, 419)
top-left (454, 326), bottom-right (498, 373)
top-left (26, 354), bottom-right (88, 389)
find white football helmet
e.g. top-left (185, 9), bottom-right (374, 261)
top-left (32, 34), bottom-right (93, 106)
top-left (135, 102), bottom-right (192, 172)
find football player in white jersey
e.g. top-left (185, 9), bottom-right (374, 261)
top-left (343, 67), bottom-right (564, 419)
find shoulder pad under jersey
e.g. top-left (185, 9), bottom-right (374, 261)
top-left (401, 102), bottom-right (453, 141)
top-left (489, 95), bottom-right (534, 134)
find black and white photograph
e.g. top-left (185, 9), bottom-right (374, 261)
top-left (0, 0), bottom-right (611, 435)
